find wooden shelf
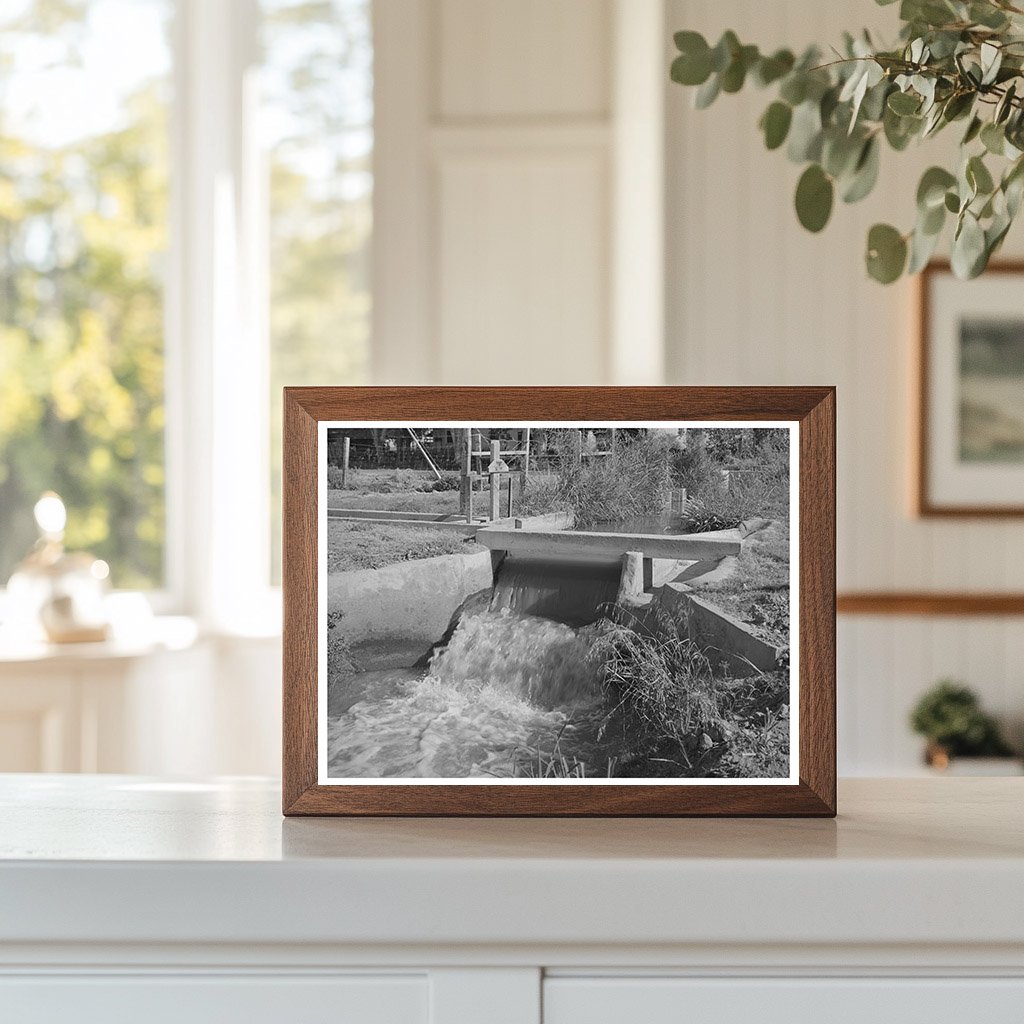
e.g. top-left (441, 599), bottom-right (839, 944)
top-left (837, 592), bottom-right (1024, 616)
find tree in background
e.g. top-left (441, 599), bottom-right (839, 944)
top-left (0, 1), bottom-right (169, 587)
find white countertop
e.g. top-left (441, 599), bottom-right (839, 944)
top-left (1, 775), bottom-right (1022, 951)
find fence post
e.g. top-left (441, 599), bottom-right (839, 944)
top-left (489, 440), bottom-right (501, 521)
top-left (574, 430), bottom-right (583, 466)
top-left (460, 428), bottom-right (473, 522)
top-left (341, 436), bottom-right (350, 488)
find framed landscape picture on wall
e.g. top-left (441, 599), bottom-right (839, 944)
top-left (918, 262), bottom-right (1024, 516)
top-left (282, 387), bottom-right (836, 817)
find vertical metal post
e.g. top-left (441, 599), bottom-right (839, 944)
top-left (341, 435), bottom-right (350, 488)
top-left (461, 428), bottom-right (473, 522)
top-left (489, 440), bottom-right (501, 521)
top-left (522, 427), bottom-right (531, 488)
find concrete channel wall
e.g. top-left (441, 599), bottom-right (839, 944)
top-left (328, 549), bottom-right (495, 661)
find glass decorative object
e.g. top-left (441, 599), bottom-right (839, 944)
top-left (5, 493), bottom-right (111, 644)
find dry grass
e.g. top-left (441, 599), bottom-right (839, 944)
top-left (588, 606), bottom-right (728, 772)
top-left (327, 521), bottom-right (478, 572)
top-left (690, 521), bottom-right (791, 645)
top-left (517, 431), bottom-right (673, 527)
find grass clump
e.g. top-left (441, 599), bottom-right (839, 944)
top-left (707, 670), bottom-right (790, 779)
top-left (503, 725), bottom-right (618, 779)
top-left (584, 606), bottom-right (791, 779)
top-left (588, 607), bottom-right (728, 773)
top-left (327, 521), bottom-right (478, 572)
top-left (680, 477), bottom-right (783, 532)
top-left (518, 430), bottom-right (673, 527)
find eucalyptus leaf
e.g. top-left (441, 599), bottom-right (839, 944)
top-left (760, 101), bottom-right (793, 150)
top-left (952, 212), bottom-right (987, 278)
top-left (866, 223), bottom-right (908, 283)
top-left (694, 73), bottom-right (721, 109)
top-left (779, 73), bottom-right (807, 106)
top-left (795, 164), bottom-right (834, 232)
top-left (970, 2), bottom-right (1009, 29)
top-left (822, 128), bottom-right (864, 178)
top-left (942, 91), bottom-right (974, 122)
top-left (884, 106), bottom-right (922, 150)
top-left (981, 121), bottom-right (1006, 155)
top-left (980, 42), bottom-right (1003, 86)
top-left (996, 82), bottom-right (1017, 124)
top-left (721, 44), bottom-right (759, 92)
top-left (710, 31), bottom-right (740, 73)
top-left (967, 154), bottom-right (995, 195)
top-left (787, 100), bottom-right (824, 162)
top-left (842, 137), bottom-right (881, 203)
top-left (908, 221), bottom-right (942, 273)
top-left (962, 115), bottom-right (983, 145)
top-left (754, 49), bottom-right (795, 87)
top-left (921, 200), bottom-right (946, 235)
top-left (917, 166), bottom-right (957, 210)
top-left (888, 90), bottom-right (921, 115)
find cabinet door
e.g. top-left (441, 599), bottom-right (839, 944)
top-left (544, 977), bottom-right (1024, 1024)
top-left (0, 974), bottom-right (428, 1024)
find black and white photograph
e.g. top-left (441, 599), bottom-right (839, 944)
top-left (319, 423), bottom-right (797, 784)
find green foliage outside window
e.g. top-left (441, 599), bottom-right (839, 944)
top-left (0, 1), bottom-right (170, 587)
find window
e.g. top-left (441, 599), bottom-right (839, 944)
top-left (261, 0), bottom-right (373, 580)
top-left (0, 0), bottom-right (172, 589)
top-left (0, 0), bottom-right (373, 614)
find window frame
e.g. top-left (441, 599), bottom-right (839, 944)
top-left (165, 0), bottom-right (279, 633)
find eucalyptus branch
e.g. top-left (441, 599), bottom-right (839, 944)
top-left (670, 0), bottom-right (1024, 283)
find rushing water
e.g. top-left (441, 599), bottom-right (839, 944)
top-left (326, 605), bottom-right (612, 779)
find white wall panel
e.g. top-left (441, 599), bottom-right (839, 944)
top-left (438, 0), bottom-right (610, 120)
top-left (666, 0), bottom-right (1024, 774)
top-left (437, 150), bottom-right (608, 384)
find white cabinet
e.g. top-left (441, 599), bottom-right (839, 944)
top-left (1, 778), bottom-right (1022, 1024)
top-left (544, 977), bottom-right (1024, 1024)
top-left (0, 974), bottom-right (428, 1024)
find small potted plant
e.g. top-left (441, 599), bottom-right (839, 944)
top-left (910, 680), bottom-right (1020, 774)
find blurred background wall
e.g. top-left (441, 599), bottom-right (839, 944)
top-left (1, 0), bottom-right (1020, 777)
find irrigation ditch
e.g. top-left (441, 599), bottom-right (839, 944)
top-left (326, 508), bottom-right (788, 779)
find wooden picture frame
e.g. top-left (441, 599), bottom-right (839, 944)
top-left (917, 260), bottom-right (1024, 518)
top-left (283, 387), bottom-right (836, 817)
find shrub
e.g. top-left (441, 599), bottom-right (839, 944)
top-left (518, 430), bottom-right (673, 527)
top-left (680, 477), bottom-right (783, 532)
top-left (588, 606), bottom-right (728, 768)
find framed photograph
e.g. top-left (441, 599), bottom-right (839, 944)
top-left (283, 387), bottom-right (835, 816)
top-left (918, 261), bottom-right (1024, 516)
